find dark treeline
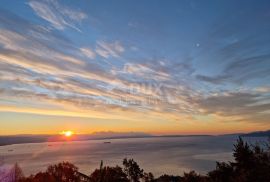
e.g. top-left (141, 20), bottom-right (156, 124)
top-left (5, 137), bottom-right (270, 182)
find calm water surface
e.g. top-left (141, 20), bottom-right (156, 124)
top-left (0, 136), bottom-right (266, 176)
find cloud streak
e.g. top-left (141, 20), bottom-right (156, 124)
top-left (28, 0), bottom-right (87, 31)
top-left (96, 41), bottom-right (125, 58)
top-left (0, 0), bottom-right (270, 134)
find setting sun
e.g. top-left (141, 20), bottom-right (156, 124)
top-left (60, 130), bottom-right (74, 137)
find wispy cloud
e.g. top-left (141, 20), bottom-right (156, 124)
top-left (28, 0), bottom-right (87, 31)
top-left (197, 92), bottom-right (270, 123)
top-left (196, 53), bottom-right (270, 85)
top-left (195, 9), bottom-right (270, 86)
top-left (96, 41), bottom-right (125, 58)
top-left (80, 47), bottom-right (96, 59)
top-left (122, 63), bottom-right (170, 81)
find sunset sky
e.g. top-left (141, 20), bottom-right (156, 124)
top-left (0, 0), bottom-right (270, 135)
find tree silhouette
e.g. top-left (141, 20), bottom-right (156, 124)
top-left (142, 172), bottom-right (154, 182)
top-left (13, 162), bottom-right (24, 181)
top-left (233, 137), bottom-right (254, 169)
top-left (208, 137), bottom-right (270, 182)
top-left (155, 174), bottom-right (182, 182)
top-left (46, 162), bottom-right (80, 182)
top-left (90, 166), bottom-right (128, 182)
top-left (22, 172), bottom-right (57, 182)
top-left (208, 162), bottom-right (234, 182)
top-left (182, 171), bottom-right (208, 182)
top-left (123, 158), bottom-right (144, 182)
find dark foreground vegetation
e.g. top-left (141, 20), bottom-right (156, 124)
top-left (2, 137), bottom-right (270, 182)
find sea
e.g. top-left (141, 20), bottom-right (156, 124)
top-left (0, 135), bottom-right (267, 177)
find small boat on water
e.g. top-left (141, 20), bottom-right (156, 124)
top-left (104, 141), bottom-right (111, 144)
top-left (8, 149), bottom-right (13, 152)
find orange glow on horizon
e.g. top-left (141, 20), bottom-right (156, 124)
top-left (60, 130), bottom-right (74, 137)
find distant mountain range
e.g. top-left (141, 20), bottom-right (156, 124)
top-left (241, 130), bottom-right (270, 137)
top-left (0, 130), bottom-right (269, 146)
top-left (0, 132), bottom-right (152, 146)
